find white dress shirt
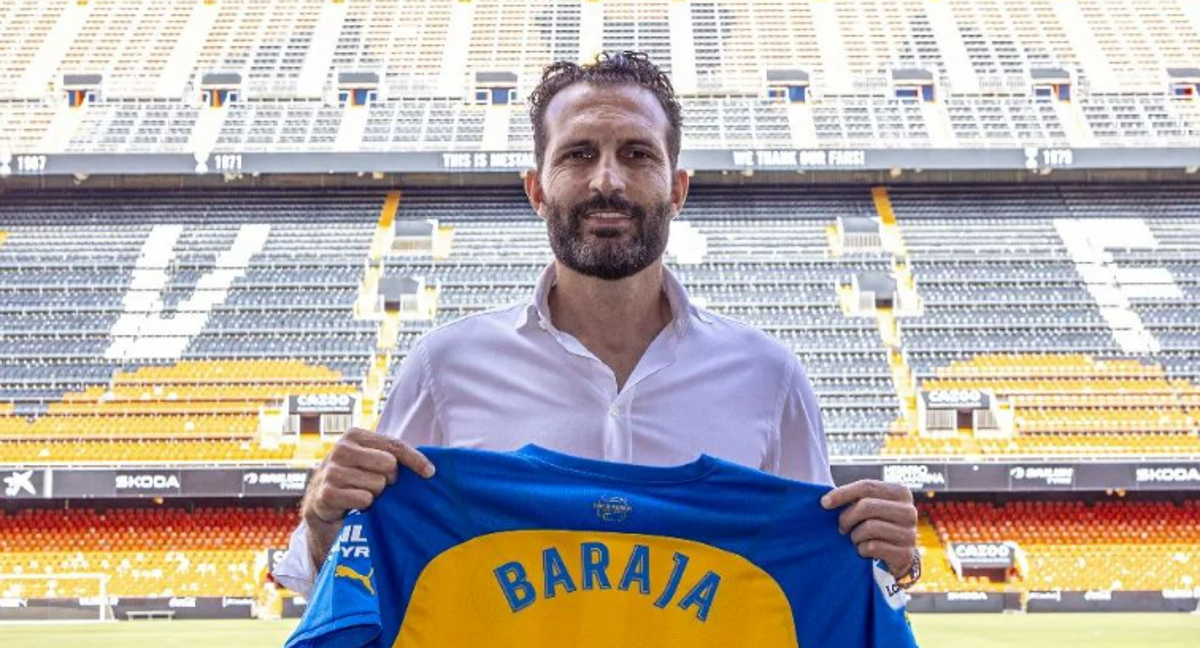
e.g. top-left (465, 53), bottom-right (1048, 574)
top-left (273, 262), bottom-right (831, 596)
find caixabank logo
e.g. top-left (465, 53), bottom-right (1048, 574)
top-left (2, 470), bottom-right (37, 498)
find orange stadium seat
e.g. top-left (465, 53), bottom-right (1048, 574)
top-left (888, 354), bottom-right (1200, 456)
top-left (0, 508), bottom-right (296, 599)
top-left (913, 500), bottom-right (1200, 593)
top-left (0, 439), bottom-right (295, 463)
top-left (0, 359), bottom-right (359, 459)
top-left (0, 414), bottom-right (260, 439)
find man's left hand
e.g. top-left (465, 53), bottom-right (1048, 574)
top-left (821, 480), bottom-right (918, 579)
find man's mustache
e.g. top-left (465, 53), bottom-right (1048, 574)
top-left (568, 195), bottom-right (647, 221)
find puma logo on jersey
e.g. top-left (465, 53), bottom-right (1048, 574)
top-left (336, 565), bottom-right (376, 596)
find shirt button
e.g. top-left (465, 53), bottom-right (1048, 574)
top-left (609, 406), bottom-right (619, 418)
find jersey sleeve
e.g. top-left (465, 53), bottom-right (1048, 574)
top-left (769, 486), bottom-right (919, 648)
top-left (283, 510), bottom-right (382, 648)
top-left (868, 560), bottom-right (920, 648)
top-left (275, 341), bottom-right (441, 599)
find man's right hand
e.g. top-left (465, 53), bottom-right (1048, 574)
top-left (301, 428), bottom-right (436, 571)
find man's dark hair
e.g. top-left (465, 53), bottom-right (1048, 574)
top-left (528, 51), bottom-right (683, 170)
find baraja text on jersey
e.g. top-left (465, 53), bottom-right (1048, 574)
top-left (493, 541), bottom-right (721, 622)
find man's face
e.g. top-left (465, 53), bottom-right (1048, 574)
top-left (526, 83), bottom-right (688, 281)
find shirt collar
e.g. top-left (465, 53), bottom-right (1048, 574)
top-left (514, 262), bottom-right (712, 334)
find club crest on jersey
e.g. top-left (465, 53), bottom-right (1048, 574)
top-left (493, 541), bottom-right (721, 622)
top-left (593, 495), bottom-right (632, 523)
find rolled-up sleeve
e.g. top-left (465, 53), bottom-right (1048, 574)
top-left (776, 360), bottom-right (833, 485)
top-left (272, 342), bottom-right (442, 597)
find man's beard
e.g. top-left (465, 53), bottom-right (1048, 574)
top-left (545, 193), bottom-right (672, 281)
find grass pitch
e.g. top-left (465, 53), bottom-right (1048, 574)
top-left (1, 614), bottom-right (1198, 647)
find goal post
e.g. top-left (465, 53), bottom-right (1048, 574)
top-left (0, 573), bottom-right (113, 623)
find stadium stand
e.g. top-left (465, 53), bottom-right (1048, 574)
top-left (4, 498), bottom-right (1194, 601)
top-left (0, 189), bottom-right (383, 462)
top-left (1, 0), bottom-right (1199, 618)
top-left (3, 0), bottom-right (1199, 153)
top-left (0, 1), bottom-right (70, 98)
top-left (888, 184), bottom-right (1200, 457)
top-left (687, 0), bottom-right (823, 93)
top-left (0, 507), bottom-right (294, 598)
top-left (1074, 0), bottom-right (1200, 91)
top-left (471, 0), bottom-right (582, 95)
top-left (57, 0), bottom-right (196, 98)
top-left (382, 185), bottom-right (899, 457)
top-left (4, 181), bottom-right (1199, 461)
top-left (334, 0), bottom-right (452, 94)
top-left (916, 499), bottom-right (1200, 593)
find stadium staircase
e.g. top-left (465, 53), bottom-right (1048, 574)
top-left (354, 190), bottom-right (404, 429)
top-left (156, 0), bottom-right (219, 98)
top-left (354, 191), bottom-right (399, 317)
top-left (37, 103), bottom-right (87, 154)
top-left (918, 102), bottom-right (957, 148)
top-left (1052, 0), bottom-right (1118, 92)
top-left (579, 1), bottom-right (603, 64)
top-left (925, 0), bottom-right (978, 93)
top-left (296, 0), bottom-right (347, 99)
top-left (667, 0), bottom-right (698, 95)
top-left (811, 0), bottom-right (852, 94)
top-left (868, 187), bottom-right (922, 436)
top-left (1052, 101), bottom-right (1098, 148)
top-left (785, 103), bottom-right (820, 148)
top-left (334, 101), bottom-right (370, 151)
top-left (438, 0), bottom-right (476, 96)
top-left (481, 104), bottom-right (512, 151)
top-left (188, 103), bottom-right (229, 160)
top-left (1187, 0), bottom-right (1200, 35)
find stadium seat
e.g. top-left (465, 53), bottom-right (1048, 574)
top-left (0, 507), bottom-right (294, 598)
top-left (914, 500), bottom-right (1200, 593)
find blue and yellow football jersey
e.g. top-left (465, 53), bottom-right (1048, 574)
top-left (285, 445), bottom-right (919, 648)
